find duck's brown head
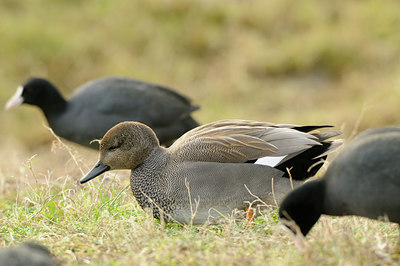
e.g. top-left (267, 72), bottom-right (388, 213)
top-left (80, 121), bottom-right (160, 183)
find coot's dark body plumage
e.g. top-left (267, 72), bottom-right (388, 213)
top-left (5, 77), bottom-right (199, 148)
top-left (0, 242), bottom-right (56, 266)
top-left (279, 127), bottom-right (400, 237)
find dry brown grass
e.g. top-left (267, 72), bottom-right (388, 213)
top-left (0, 134), bottom-right (399, 265)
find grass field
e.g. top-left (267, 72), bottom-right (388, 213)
top-left (1, 0), bottom-right (400, 264)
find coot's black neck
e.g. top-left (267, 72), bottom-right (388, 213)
top-left (22, 79), bottom-right (69, 118)
top-left (38, 89), bottom-right (68, 118)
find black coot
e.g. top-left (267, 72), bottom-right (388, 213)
top-left (5, 77), bottom-right (200, 148)
top-left (0, 242), bottom-right (56, 266)
top-left (279, 127), bottom-right (400, 238)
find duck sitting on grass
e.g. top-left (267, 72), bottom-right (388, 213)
top-left (81, 119), bottom-right (342, 224)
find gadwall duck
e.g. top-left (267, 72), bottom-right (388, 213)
top-left (0, 242), bottom-right (56, 266)
top-left (279, 127), bottom-right (400, 240)
top-left (81, 120), bottom-right (342, 224)
top-left (5, 77), bottom-right (199, 148)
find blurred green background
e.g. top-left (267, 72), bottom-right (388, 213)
top-left (1, 0), bottom-right (400, 150)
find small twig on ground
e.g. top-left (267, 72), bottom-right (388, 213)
top-left (185, 178), bottom-right (200, 226)
top-left (286, 167), bottom-right (294, 190)
top-left (349, 103), bottom-right (367, 140)
top-left (43, 123), bottom-right (85, 176)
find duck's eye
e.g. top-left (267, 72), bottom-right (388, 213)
top-left (108, 144), bottom-right (119, 151)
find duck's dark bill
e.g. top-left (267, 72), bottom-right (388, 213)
top-left (80, 161), bottom-right (110, 184)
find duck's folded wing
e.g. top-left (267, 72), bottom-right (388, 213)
top-left (169, 120), bottom-right (323, 163)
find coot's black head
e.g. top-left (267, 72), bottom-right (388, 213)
top-left (5, 77), bottom-right (66, 112)
top-left (279, 179), bottom-right (325, 237)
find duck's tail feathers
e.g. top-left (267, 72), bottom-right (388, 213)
top-left (291, 125), bottom-right (333, 133)
top-left (314, 139), bottom-right (343, 158)
top-left (274, 133), bottom-right (343, 181)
